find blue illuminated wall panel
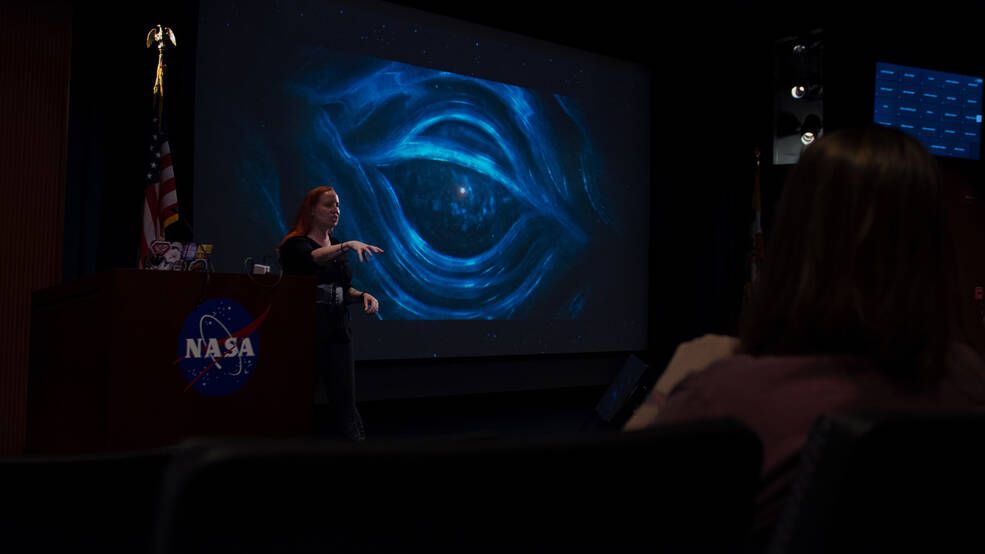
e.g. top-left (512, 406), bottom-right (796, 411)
top-left (874, 62), bottom-right (982, 160)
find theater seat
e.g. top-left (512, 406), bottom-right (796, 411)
top-left (0, 448), bottom-right (173, 554)
top-left (768, 412), bottom-right (985, 554)
top-left (154, 419), bottom-right (762, 554)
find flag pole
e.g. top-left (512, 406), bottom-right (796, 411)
top-left (140, 25), bottom-right (180, 268)
top-left (146, 25), bottom-right (176, 131)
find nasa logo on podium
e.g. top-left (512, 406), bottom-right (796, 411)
top-left (176, 298), bottom-right (271, 396)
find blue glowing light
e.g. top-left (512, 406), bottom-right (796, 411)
top-left (263, 54), bottom-right (602, 319)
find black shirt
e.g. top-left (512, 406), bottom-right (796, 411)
top-left (279, 235), bottom-right (352, 288)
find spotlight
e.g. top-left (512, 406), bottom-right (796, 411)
top-left (800, 114), bottom-right (822, 146)
top-left (791, 85), bottom-right (806, 99)
top-left (792, 44), bottom-right (807, 54)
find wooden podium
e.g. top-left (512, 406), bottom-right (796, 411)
top-left (27, 269), bottom-right (315, 455)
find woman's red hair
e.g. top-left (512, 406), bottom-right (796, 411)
top-left (279, 186), bottom-right (336, 246)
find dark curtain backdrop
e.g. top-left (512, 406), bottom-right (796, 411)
top-left (0, 1), bottom-right (73, 456)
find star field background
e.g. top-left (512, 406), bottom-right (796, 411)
top-left (194, 0), bottom-right (650, 359)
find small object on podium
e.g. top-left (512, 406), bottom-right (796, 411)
top-left (143, 240), bottom-right (213, 271)
top-left (244, 256), bottom-right (283, 287)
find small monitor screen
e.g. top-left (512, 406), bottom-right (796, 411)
top-left (874, 62), bottom-right (983, 160)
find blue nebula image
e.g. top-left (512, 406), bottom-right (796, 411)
top-left (254, 52), bottom-right (609, 320)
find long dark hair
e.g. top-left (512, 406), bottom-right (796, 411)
top-left (740, 126), bottom-right (955, 384)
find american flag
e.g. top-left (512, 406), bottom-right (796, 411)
top-left (140, 110), bottom-right (180, 267)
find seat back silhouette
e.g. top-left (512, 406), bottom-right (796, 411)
top-left (154, 418), bottom-right (762, 554)
top-left (769, 411), bottom-right (985, 554)
top-left (0, 448), bottom-right (173, 554)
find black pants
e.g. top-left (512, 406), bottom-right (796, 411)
top-left (315, 304), bottom-right (364, 441)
